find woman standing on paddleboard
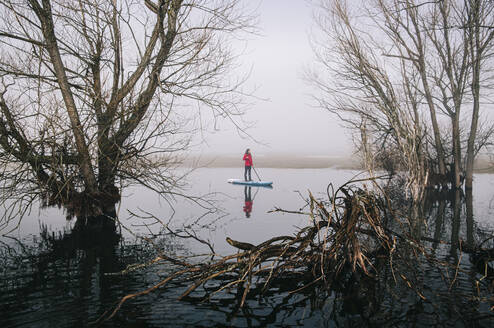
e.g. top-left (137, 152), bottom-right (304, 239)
top-left (243, 149), bottom-right (252, 181)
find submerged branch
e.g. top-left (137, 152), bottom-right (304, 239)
top-left (98, 179), bottom-right (494, 322)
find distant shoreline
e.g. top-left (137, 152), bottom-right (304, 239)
top-left (183, 154), bottom-right (362, 170)
top-left (181, 154), bottom-right (494, 173)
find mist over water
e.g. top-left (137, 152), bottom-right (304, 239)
top-left (193, 0), bottom-right (353, 157)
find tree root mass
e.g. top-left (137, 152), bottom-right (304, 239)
top-left (100, 182), bottom-right (494, 323)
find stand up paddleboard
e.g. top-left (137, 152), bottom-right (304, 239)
top-left (227, 179), bottom-right (273, 187)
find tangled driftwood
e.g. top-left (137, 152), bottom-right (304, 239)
top-left (97, 180), bottom-right (494, 323)
top-left (95, 181), bottom-right (396, 321)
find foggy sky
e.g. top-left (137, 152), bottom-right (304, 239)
top-left (196, 0), bottom-right (353, 157)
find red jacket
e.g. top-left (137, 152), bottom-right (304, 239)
top-left (243, 201), bottom-right (253, 213)
top-left (243, 153), bottom-right (253, 167)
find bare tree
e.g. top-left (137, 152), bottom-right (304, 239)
top-left (309, 0), bottom-right (494, 193)
top-left (376, 0), bottom-right (448, 178)
top-left (0, 0), bottom-right (256, 230)
top-left (464, 0), bottom-right (494, 189)
top-left (308, 0), bottom-right (429, 201)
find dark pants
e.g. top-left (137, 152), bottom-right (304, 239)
top-left (244, 186), bottom-right (252, 201)
top-left (244, 165), bottom-right (251, 181)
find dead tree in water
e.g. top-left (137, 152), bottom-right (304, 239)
top-left (96, 177), bottom-right (494, 322)
top-left (307, 0), bottom-right (494, 191)
top-left (96, 182), bottom-right (388, 321)
top-left (0, 0), bottom-right (255, 229)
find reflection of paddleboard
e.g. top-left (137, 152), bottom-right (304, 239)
top-left (227, 179), bottom-right (273, 187)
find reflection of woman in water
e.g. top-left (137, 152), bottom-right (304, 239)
top-left (243, 186), bottom-right (253, 218)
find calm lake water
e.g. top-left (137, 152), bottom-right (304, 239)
top-left (1, 168), bottom-right (494, 327)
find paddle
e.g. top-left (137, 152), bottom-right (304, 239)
top-left (252, 166), bottom-right (262, 181)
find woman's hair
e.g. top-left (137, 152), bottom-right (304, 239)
top-left (245, 148), bottom-right (250, 154)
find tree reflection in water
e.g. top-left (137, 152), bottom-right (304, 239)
top-left (0, 184), bottom-right (493, 327)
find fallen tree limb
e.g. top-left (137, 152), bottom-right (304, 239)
top-left (98, 180), bottom-right (494, 322)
